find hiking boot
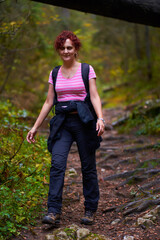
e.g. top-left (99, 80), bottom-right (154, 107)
top-left (42, 212), bottom-right (60, 226)
top-left (81, 210), bottom-right (96, 225)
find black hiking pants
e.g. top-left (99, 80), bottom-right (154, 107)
top-left (47, 114), bottom-right (99, 214)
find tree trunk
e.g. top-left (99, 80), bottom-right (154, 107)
top-left (134, 24), bottom-right (141, 60)
top-left (145, 26), bottom-right (152, 80)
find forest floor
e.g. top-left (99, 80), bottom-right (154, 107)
top-left (13, 108), bottom-right (160, 240)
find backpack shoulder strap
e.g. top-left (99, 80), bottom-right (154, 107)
top-left (52, 65), bottom-right (61, 104)
top-left (81, 63), bottom-right (89, 93)
top-left (82, 63), bottom-right (97, 119)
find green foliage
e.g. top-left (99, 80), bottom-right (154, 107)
top-left (63, 228), bottom-right (76, 239)
top-left (0, 0), bottom-right (106, 113)
top-left (0, 100), bottom-right (50, 239)
top-left (118, 100), bottom-right (160, 135)
top-left (1, 0), bottom-right (160, 116)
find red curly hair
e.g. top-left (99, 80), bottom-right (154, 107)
top-left (54, 31), bottom-right (81, 51)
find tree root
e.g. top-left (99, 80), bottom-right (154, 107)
top-left (97, 153), bottom-right (118, 166)
top-left (104, 168), bottom-right (160, 183)
top-left (104, 168), bottom-right (146, 181)
top-left (113, 158), bottom-right (133, 167)
top-left (123, 144), bottom-right (157, 153)
top-left (103, 135), bottom-right (128, 142)
top-left (103, 197), bottom-right (160, 216)
top-left (123, 198), bottom-right (160, 216)
top-left (140, 179), bottom-right (160, 190)
top-left (116, 175), bottom-right (148, 188)
top-left (103, 206), bottom-right (117, 213)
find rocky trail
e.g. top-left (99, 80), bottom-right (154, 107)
top-left (14, 108), bottom-right (160, 240)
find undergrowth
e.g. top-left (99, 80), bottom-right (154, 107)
top-left (103, 58), bottom-right (160, 136)
top-left (118, 100), bottom-right (160, 135)
top-left (0, 100), bottom-right (51, 239)
top-left (118, 113), bottom-right (160, 136)
top-left (104, 79), bottom-right (160, 135)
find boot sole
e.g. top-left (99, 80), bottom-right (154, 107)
top-left (42, 217), bottom-right (60, 227)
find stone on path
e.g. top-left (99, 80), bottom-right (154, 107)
top-left (137, 205), bottom-right (160, 226)
top-left (77, 228), bottom-right (90, 239)
top-left (67, 168), bottom-right (77, 177)
top-left (123, 236), bottom-right (134, 240)
top-left (45, 224), bottom-right (111, 240)
top-left (137, 217), bottom-right (154, 226)
top-left (111, 218), bottom-right (121, 225)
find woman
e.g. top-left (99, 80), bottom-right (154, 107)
top-left (26, 31), bottom-right (105, 226)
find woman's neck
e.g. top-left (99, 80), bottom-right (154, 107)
top-left (62, 59), bottom-right (78, 69)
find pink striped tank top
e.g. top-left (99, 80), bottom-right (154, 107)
top-left (48, 63), bottom-right (96, 102)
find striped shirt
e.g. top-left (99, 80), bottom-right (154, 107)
top-left (48, 63), bottom-right (96, 102)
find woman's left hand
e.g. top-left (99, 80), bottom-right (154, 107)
top-left (96, 119), bottom-right (105, 136)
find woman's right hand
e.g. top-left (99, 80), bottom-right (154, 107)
top-left (26, 127), bottom-right (37, 144)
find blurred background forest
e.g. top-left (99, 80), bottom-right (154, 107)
top-left (0, 0), bottom-right (160, 239)
top-left (1, 0), bottom-right (160, 112)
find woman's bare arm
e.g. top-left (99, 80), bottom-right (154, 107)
top-left (26, 84), bottom-right (54, 143)
top-left (89, 78), bottom-right (104, 136)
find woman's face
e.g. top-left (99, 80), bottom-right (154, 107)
top-left (58, 39), bottom-right (77, 62)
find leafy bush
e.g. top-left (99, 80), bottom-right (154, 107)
top-left (0, 100), bottom-right (51, 239)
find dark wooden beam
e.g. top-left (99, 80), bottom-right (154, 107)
top-left (32, 0), bottom-right (160, 27)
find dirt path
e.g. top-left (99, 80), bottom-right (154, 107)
top-left (14, 108), bottom-right (160, 240)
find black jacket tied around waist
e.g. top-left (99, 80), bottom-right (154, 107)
top-left (47, 101), bottom-right (102, 153)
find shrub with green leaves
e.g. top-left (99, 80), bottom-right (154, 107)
top-left (0, 100), bottom-right (51, 239)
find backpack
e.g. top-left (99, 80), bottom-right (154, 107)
top-left (51, 63), bottom-right (97, 119)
